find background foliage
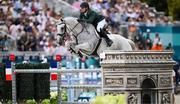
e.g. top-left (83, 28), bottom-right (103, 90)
top-left (168, 0), bottom-right (180, 20)
top-left (140, 0), bottom-right (180, 20)
top-left (91, 94), bottom-right (126, 104)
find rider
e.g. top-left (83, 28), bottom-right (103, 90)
top-left (78, 2), bottom-right (113, 47)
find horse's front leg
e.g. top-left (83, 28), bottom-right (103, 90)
top-left (65, 41), bottom-right (84, 57)
top-left (65, 41), bottom-right (77, 53)
top-left (75, 43), bottom-right (90, 51)
top-left (75, 42), bottom-right (92, 56)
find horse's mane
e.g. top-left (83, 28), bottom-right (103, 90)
top-left (64, 17), bottom-right (78, 24)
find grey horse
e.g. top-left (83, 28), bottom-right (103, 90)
top-left (55, 17), bottom-right (136, 57)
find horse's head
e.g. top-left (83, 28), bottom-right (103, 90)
top-left (56, 19), bottom-right (66, 37)
top-left (55, 17), bottom-right (82, 45)
top-left (54, 18), bottom-right (67, 45)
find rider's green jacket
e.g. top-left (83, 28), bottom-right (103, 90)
top-left (79, 9), bottom-right (104, 26)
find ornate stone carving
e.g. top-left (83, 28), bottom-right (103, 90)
top-left (107, 55), bottom-right (112, 60)
top-left (161, 93), bottom-right (170, 104)
top-left (127, 78), bottom-right (138, 87)
top-left (128, 93), bottom-right (138, 104)
top-left (159, 76), bottom-right (171, 87)
top-left (104, 92), bottom-right (125, 95)
top-left (150, 75), bottom-right (158, 86)
top-left (105, 78), bottom-right (123, 86)
top-left (112, 54), bottom-right (115, 59)
top-left (116, 55), bottom-right (120, 60)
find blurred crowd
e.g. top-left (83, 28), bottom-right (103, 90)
top-left (0, 0), bottom-right (68, 55)
top-left (0, 0), bottom-right (173, 54)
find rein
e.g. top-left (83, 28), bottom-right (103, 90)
top-left (64, 21), bottom-right (84, 45)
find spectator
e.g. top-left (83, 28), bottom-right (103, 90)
top-left (0, 8), bottom-right (6, 21)
top-left (27, 33), bottom-right (37, 51)
top-left (0, 36), bottom-right (4, 51)
top-left (128, 22), bottom-right (137, 41)
top-left (151, 42), bottom-right (163, 51)
top-left (166, 43), bottom-right (173, 50)
top-left (17, 33), bottom-right (28, 51)
top-left (145, 32), bottom-right (152, 50)
top-left (0, 35), bottom-right (11, 51)
top-left (1, 35), bottom-right (6, 51)
top-left (153, 33), bottom-right (160, 45)
top-left (108, 8), bottom-right (120, 33)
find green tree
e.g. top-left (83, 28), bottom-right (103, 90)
top-left (92, 95), bottom-right (126, 104)
top-left (140, 0), bottom-right (180, 20)
top-left (168, 0), bottom-right (180, 20)
top-left (140, 0), bottom-right (168, 15)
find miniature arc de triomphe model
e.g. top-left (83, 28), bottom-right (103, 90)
top-left (100, 50), bottom-right (176, 104)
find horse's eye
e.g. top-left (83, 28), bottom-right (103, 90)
top-left (61, 27), bottom-right (64, 30)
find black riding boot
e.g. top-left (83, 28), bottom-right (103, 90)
top-left (99, 29), bottom-right (113, 47)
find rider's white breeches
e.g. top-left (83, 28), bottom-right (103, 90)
top-left (96, 19), bottom-right (107, 32)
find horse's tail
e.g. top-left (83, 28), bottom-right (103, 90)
top-left (127, 39), bottom-right (137, 50)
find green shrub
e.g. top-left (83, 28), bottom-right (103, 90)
top-left (26, 99), bottom-right (37, 104)
top-left (49, 90), bottom-right (67, 104)
top-left (50, 92), bottom-right (58, 104)
top-left (41, 99), bottom-right (50, 104)
top-left (91, 94), bottom-right (126, 104)
top-left (7, 100), bottom-right (12, 104)
top-left (61, 90), bottom-right (68, 101)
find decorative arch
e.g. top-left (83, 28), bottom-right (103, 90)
top-left (141, 78), bottom-right (157, 104)
top-left (141, 78), bottom-right (156, 88)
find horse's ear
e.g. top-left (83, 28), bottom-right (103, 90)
top-left (61, 18), bottom-right (65, 23)
top-left (51, 17), bottom-right (63, 25)
top-left (51, 18), bottom-right (58, 25)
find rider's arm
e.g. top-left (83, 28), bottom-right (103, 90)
top-left (79, 13), bottom-right (83, 19)
top-left (84, 11), bottom-right (96, 23)
top-left (78, 13), bottom-right (87, 22)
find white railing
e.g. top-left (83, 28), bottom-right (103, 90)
top-left (11, 62), bottom-right (102, 104)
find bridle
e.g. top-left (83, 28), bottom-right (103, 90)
top-left (56, 19), bottom-right (91, 57)
top-left (57, 20), bottom-right (84, 45)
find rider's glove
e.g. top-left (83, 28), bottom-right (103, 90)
top-left (77, 19), bottom-right (85, 22)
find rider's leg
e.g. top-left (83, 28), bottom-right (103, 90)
top-left (97, 19), bottom-right (113, 47)
top-left (99, 29), bottom-right (113, 47)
